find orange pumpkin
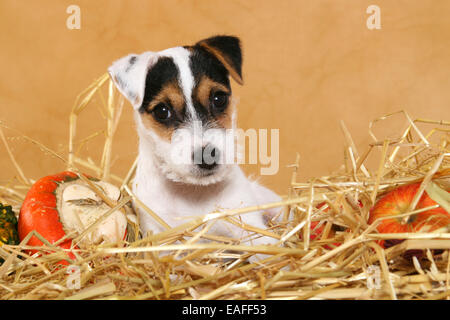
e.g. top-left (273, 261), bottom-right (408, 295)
top-left (18, 171), bottom-right (127, 264)
top-left (368, 182), bottom-right (450, 249)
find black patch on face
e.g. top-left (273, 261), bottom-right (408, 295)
top-left (189, 46), bottom-right (231, 123)
top-left (139, 57), bottom-right (179, 113)
top-left (190, 46), bottom-right (231, 88)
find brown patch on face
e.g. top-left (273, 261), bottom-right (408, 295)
top-left (215, 103), bottom-right (233, 129)
top-left (146, 81), bottom-right (185, 114)
top-left (140, 115), bottom-right (175, 141)
top-left (140, 81), bottom-right (185, 141)
top-left (193, 76), bottom-right (233, 129)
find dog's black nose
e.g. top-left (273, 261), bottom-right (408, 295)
top-left (193, 145), bottom-right (220, 170)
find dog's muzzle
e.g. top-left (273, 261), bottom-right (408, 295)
top-left (192, 144), bottom-right (220, 171)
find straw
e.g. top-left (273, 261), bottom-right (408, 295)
top-left (0, 73), bottom-right (448, 300)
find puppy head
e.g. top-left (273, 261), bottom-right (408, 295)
top-left (108, 35), bottom-right (243, 185)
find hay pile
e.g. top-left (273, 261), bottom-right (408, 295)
top-left (0, 74), bottom-right (448, 300)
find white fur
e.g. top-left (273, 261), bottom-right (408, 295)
top-left (133, 141), bottom-right (281, 245)
top-left (159, 47), bottom-right (198, 121)
top-left (108, 52), bottom-right (158, 109)
top-left (109, 45), bottom-right (282, 257)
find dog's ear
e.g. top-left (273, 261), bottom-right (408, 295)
top-left (108, 52), bottom-right (158, 110)
top-left (196, 35), bottom-right (243, 85)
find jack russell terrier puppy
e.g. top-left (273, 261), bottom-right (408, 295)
top-left (108, 35), bottom-right (280, 248)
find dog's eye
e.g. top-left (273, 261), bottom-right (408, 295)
top-left (211, 91), bottom-right (229, 112)
top-left (152, 103), bottom-right (172, 122)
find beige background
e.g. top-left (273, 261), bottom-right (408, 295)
top-left (0, 0), bottom-right (449, 195)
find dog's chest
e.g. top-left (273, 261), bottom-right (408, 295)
top-left (132, 168), bottom-right (279, 237)
top-left (135, 177), bottom-right (238, 231)
top-left (136, 181), bottom-right (245, 216)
